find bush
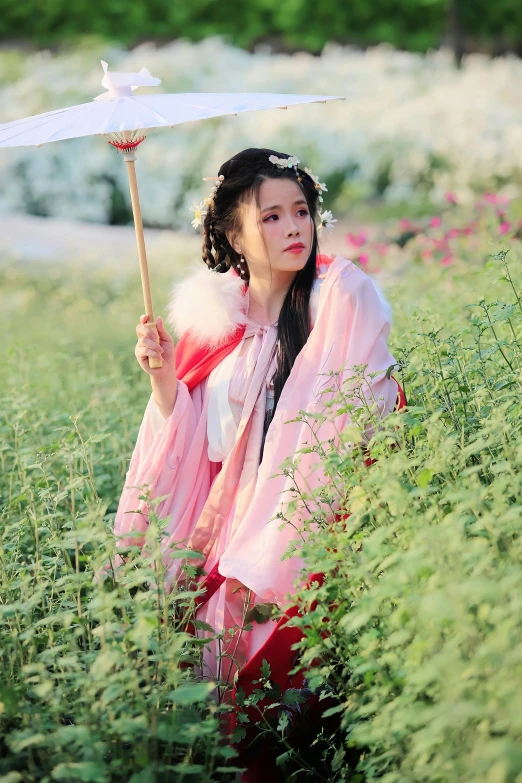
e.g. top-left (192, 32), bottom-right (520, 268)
top-left (0, 261), bottom-right (238, 782)
top-left (1, 0), bottom-right (522, 55)
top-left (285, 248), bottom-right (522, 780)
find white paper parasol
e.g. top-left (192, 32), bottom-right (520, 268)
top-left (0, 59), bottom-right (345, 367)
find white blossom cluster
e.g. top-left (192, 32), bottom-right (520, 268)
top-left (1, 37), bottom-right (522, 228)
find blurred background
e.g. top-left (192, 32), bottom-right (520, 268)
top-left (1, 0), bottom-right (522, 267)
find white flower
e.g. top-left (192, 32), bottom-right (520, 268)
top-left (189, 200), bottom-right (207, 230)
top-left (268, 154), bottom-right (300, 169)
top-left (304, 167), bottom-right (328, 192)
top-left (317, 209), bottom-right (337, 234)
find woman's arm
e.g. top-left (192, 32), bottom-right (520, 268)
top-left (151, 371), bottom-right (178, 420)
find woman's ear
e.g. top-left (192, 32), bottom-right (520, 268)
top-left (226, 230), bottom-right (242, 255)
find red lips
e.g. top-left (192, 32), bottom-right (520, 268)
top-left (284, 242), bottom-right (305, 251)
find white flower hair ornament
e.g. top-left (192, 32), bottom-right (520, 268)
top-left (190, 154), bottom-right (335, 236)
top-left (268, 154), bottom-right (300, 169)
top-left (189, 173), bottom-right (224, 229)
top-left (317, 208), bottom-right (337, 234)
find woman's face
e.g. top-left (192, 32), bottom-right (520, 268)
top-left (229, 176), bottom-right (314, 279)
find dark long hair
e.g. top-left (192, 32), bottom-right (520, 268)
top-left (201, 147), bottom-right (322, 454)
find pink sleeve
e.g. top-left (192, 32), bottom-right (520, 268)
top-left (333, 272), bottom-right (399, 432)
top-left (112, 377), bottom-right (218, 561)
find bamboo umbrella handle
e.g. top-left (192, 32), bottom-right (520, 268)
top-left (122, 144), bottom-right (162, 369)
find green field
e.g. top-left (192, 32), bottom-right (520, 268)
top-left (2, 197), bottom-right (522, 780)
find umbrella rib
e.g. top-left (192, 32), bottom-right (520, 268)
top-left (39, 102), bottom-right (105, 144)
top-left (0, 104), bottom-right (85, 130)
top-left (134, 94), bottom-right (274, 116)
top-left (133, 94), bottom-right (277, 119)
top-left (101, 99), bottom-right (123, 135)
top-left (0, 103), bottom-right (96, 144)
top-left (132, 94), bottom-right (340, 123)
top-left (130, 97), bottom-right (188, 126)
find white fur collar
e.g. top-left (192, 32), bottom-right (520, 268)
top-left (165, 255), bottom-right (393, 349)
top-left (166, 262), bottom-right (325, 349)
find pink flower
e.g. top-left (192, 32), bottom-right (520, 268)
top-left (345, 230), bottom-right (368, 247)
top-left (429, 216), bottom-right (442, 228)
top-left (372, 242), bottom-right (389, 256)
top-left (422, 250), bottom-right (433, 260)
top-left (433, 238), bottom-right (449, 252)
top-left (484, 192), bottom-right (510, 206)
top-left (358, 252), bottom-right (370, 267)
top-left (445, 192), bottom-right (457, 205)
top-left (445, 228), bottom-right (460, 240)
top-left (461, 225), bottom-right (474, 236)
top-left (499, 221), bottom-right (512, 235)
top-left (398, 218), bottom-right (422, 234)
top-left (441, 254), bottom-right (454, 266)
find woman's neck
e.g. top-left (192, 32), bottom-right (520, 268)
top-left (246, 271), bottom-right (296, 326)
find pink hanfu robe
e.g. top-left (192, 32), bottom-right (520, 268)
top-left (112, 253), bottom-right (405, 695)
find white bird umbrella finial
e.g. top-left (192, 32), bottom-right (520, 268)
top-left (95, 59), bottom-right (162, 101)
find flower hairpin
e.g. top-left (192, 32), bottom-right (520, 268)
top-left (268, 155), bottom-right (335, 234)
top-left (268, 154), bottom-right (300, 171)
top-left (304, 167), bottom-right (327, 203)
top-left (189, 174), bottom-right (225, 228)
top-left (189, 200), bottom-right (207, 229)
top-left (202, 174), bottom-right (225, 205)
top-left (317, 209), bottom-right (337, 235)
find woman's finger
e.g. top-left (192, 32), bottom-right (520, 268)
top-left (138, 336), bottom-right (164, 352)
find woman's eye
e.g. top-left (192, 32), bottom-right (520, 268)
top-left (264, 210), bottom-right (309, 222)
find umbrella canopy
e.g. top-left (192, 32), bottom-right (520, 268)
top-left (0, 60), bottom-right (345, 367)
top-left (0, 60), bottom-right (344, 147)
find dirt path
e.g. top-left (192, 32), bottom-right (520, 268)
top-left (0, 212), bottom-right (365, 270)
top-left (0, 213), bottom-right (201, 272)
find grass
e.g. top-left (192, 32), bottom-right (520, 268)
top-left (1, 195), bottom-right (522, 780)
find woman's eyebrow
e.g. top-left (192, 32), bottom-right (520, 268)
top-left (261, 199), bottom-right (308, 212)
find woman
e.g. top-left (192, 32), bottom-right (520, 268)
top-left (114, 147), bottom-right (405, 773)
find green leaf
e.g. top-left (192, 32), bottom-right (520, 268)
top-left (277, 711), bottom-right (290, 735)
top-left (275, 750), bottom-right (293, 768)
top-left (321, 703), bottom-right (345, 718)
top-left (51, 762), bottom-right (107, 782)
top-left (417, 468), bottom-right (434, 488)
top-left (260, 659), bottom-right (271, 680)
top-left (168, 681), bottom-right (214, 705)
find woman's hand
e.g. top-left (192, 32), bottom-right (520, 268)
top-left (135, 314), bottom-right (176, 379)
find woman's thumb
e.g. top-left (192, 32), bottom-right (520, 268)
top-left (156, 315), bottom-right (168, 337)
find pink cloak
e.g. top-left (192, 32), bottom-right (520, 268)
top-left (112, 253), bottom-right (403, 683)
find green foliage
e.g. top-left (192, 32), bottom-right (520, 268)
top-left (1, 0), bottom-right (522, 54)
top-left (0, 261), bottom-right (238, 781)
top-left (283, 247), bottom-right (522, 780)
